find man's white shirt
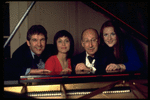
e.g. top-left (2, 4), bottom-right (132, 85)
top-left (85, 52), bottom-right (96, 74)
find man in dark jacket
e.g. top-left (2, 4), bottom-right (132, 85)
top-left (71, 28), bottom-right (115, 75)
top-left (4, 25), bottom-right (55, 80)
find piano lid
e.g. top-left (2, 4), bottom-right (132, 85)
top-left (82, 1), bottom-right (148, 44)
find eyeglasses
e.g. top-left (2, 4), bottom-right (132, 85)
top-left (83, 39), bottom-right (98, 44)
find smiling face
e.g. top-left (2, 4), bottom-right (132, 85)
top-left (56, 36), bottom-right (70, 54)
top-left (103, 27), bottom-right (117, 47)
top-left (27, 34), bottom-right (46, 56)
top-left (81, 29), bottom-right (99, 57)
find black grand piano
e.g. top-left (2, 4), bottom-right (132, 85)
top-left (4, 71), bottom-right (147, 99)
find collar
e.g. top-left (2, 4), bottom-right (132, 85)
top-left (30, 50), bottom-right (35, 59)
top-left (86, 52), bottom-right (89, 58)
top-left (85, 52), bottom-right (96, 73)
top-left (86, 52), bottom-right (95, 66)
top-left (31, 50), bottom-right (42, 59)
top-left (86, 52), bottom-right (95, 58)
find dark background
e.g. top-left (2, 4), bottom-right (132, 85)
top-left (82, 1), bottom-right (148, 44)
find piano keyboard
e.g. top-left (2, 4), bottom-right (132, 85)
top-left (28, 91), bottom-right (91, 97)
top-left (28, 90), bottom-right (92, 97)
top-left (28, 91), bottom-right (62, 97)
top-left (27, 87), bottom-right (130, 97)
top-left (102, 87), bottom-right (131, 94)
top-left (102, 90), bottom-right (130, 94)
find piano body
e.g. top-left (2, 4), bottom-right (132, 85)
top-left (4, 72), bottom-right (148, 99)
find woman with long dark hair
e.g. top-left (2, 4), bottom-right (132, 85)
top-left (100, 20), bottom-right (142, 72)
top-left (45, 30), bottom-right (74, 75)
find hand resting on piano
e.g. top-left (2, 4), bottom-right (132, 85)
top-left (105, 63), bottom-right (126, 73)
top-left (29, 69), bottom-right (51, 75)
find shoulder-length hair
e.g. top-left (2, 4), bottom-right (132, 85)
top-left (100, 20), bottom-right (126, 63)
top-left (53, 30), bottom-right (74, 58)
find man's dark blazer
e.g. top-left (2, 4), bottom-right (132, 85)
top-left (71, 48), bottom-right (116, 74)
top-left (4, 42), bottom-right (56, 80)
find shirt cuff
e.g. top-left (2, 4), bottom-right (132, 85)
top-left (91, 67), bottom-right (96, 74)
top-left (25, 68), bottom-right (31, 75)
